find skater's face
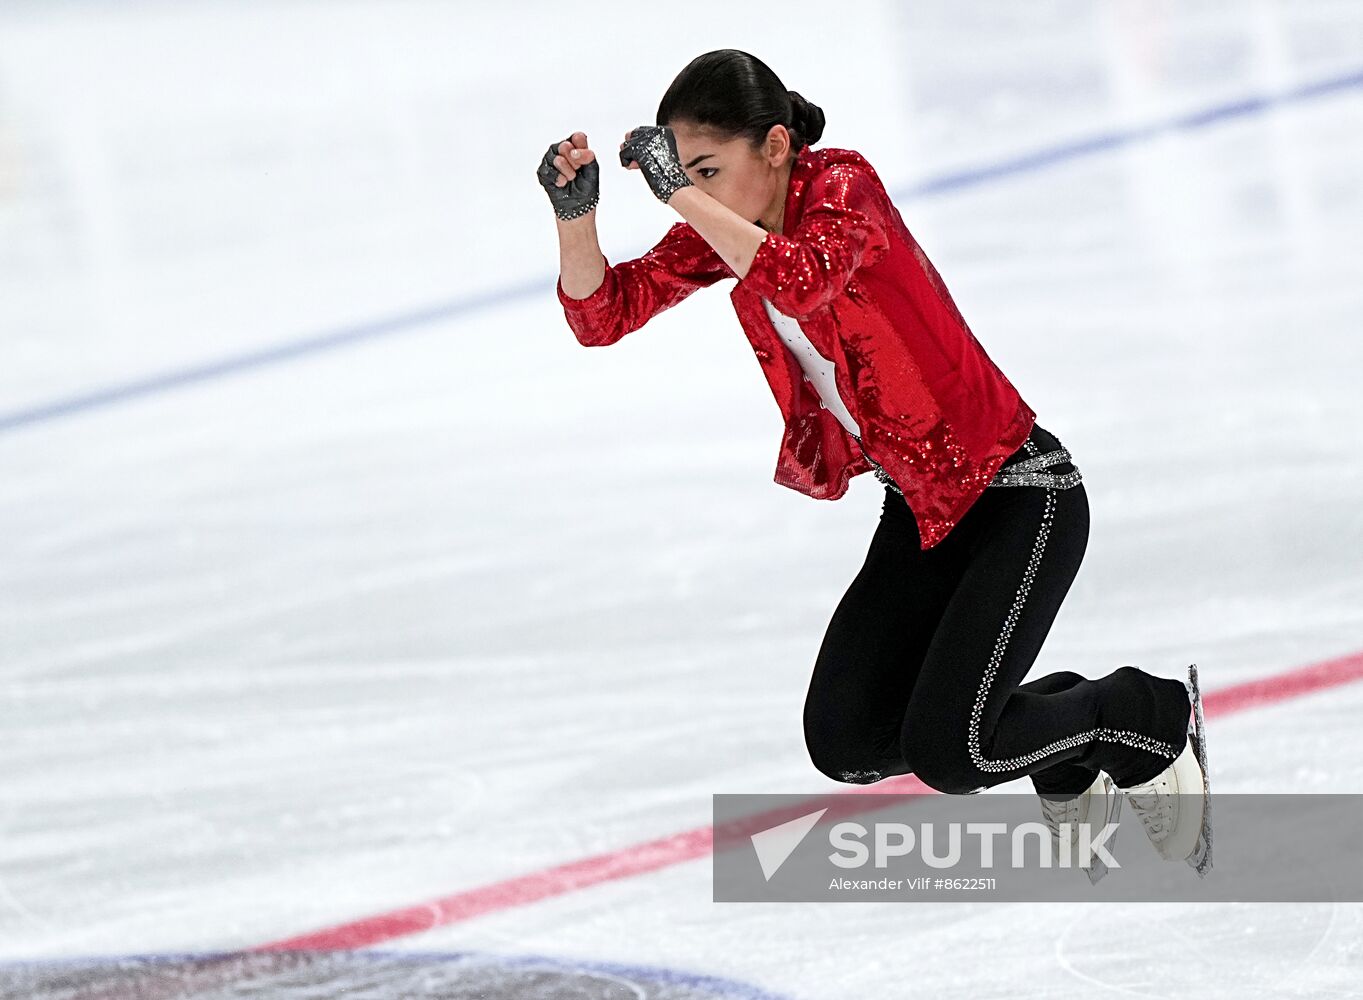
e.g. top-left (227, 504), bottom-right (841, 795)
top-left (667, 121), bottom-right (796, 233)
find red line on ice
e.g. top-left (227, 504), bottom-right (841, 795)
top-left (252, 649), bottom-right (1363, 951)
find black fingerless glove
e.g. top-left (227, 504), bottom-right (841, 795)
top-left (537, 138), bottom-right (600, 221)
top-left (619, 125), bottom-right (693, 205)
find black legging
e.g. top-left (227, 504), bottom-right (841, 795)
top-left (803, 423), bottom-right (1192, 796)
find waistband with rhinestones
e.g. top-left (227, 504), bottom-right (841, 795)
top-left (852, 433), bottom-right (1083, 493)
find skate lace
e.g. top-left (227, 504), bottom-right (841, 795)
top-left (1125, 784), bottom-right (1173, 842)
top-left (1038, 795), bottom-right (1082, 847)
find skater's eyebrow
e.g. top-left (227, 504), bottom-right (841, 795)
top-left (684, 153), bottom-right (715, 169)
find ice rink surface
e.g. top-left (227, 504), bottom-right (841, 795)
top-left (2, 1), bottom-right (1362, 996)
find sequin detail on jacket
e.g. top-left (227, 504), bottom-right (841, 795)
top-left (555, 145), bottom-right (1036, 550)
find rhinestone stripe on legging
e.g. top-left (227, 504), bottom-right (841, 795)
top-left (965, 437), bottom-right (1179, 782)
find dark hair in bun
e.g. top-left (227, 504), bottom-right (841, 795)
top-left (786, 90), bottom-right (825, 148)
top-left (657, 49), bottom-right (826, 154)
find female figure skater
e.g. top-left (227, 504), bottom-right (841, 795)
top-left (537, 49), bottom-right (1211, 880)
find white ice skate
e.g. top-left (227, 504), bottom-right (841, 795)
top-left (1037, 771), bottom-right (1123, 884)
top-left (1113, 662), bottom-right (1213, 878)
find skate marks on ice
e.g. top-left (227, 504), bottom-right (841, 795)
top-left (1055, 902), bottom-right (1362, 998)
top-left (0, 950), bottom-right (793, 1000)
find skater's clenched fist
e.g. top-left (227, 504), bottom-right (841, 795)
top-left (537, 131), bottom-right (600, 221)
top-left (618, 125), bottom-right (693, 204)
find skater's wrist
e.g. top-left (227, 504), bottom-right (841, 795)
top-left (666, 184), bottom-right (703, 214)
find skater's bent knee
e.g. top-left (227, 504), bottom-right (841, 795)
top-left (816, 760), bottom-right (888, 784)
top-left (807, 748), bottom-right (889, 785)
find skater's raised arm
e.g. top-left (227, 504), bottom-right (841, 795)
top-left (538, 131), bottom-right (731, 347)
top-left (538, 132), bottom-right (606, 299)
top-left (555, 211), bottom-right (607, 302)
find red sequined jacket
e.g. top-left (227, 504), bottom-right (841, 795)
top-left (555, 143), bottom-right (1036, 550)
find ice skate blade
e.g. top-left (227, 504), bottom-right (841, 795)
top-left (1082, 783), bottom-right (1121, 885)
top-left (1185, 662), bottom-right (1213, 878)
